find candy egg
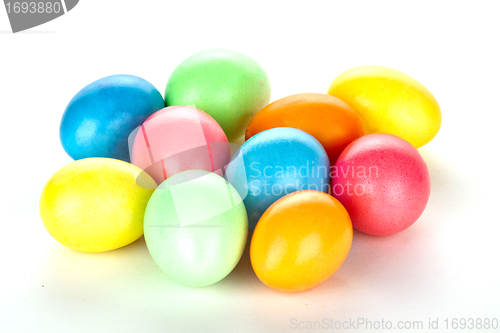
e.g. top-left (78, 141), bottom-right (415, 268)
top-left (131, 106), bottom-right (230, 185)
top-left (250, 190), bottom-right (353, 292)
top-left (225, 127), bottom-right (330, 231)
top-left (60, 74), bottom-right (165, 162)
top-left (327, 66), bottom-right (441, 148)
top-left (144, 170), bottom-right (248, 287)
top-left (246, 93), bottom-right (365, 165)
top-left (39, 158), bottom-right (157, 252)
top-left (331, 133), bottom-right (431, 236)
top-left (164, 49), bottom-right (271, 141)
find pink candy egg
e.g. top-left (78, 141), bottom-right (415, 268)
top-left (131, 106), bottom-right (230, 184)
top-left (331, 133), bottom-right (430, 236)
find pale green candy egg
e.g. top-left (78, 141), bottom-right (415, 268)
top-left (144, 170), bottom-right (248, 287)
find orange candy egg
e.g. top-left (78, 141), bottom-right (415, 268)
top-left (246, 93), bottom-right (365, 164)
top-left (250, 190), bottom-right (353, 292)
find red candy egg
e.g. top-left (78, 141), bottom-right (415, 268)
top-left (331, 133), bottom-right (430, 236)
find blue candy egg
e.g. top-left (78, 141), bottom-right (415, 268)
top-left (225, 127), bottom-right (330, 231)
top-left (60, 74), bottom-right (165, 162)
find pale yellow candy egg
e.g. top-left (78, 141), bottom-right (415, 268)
top-left (327, 66), bottom-right (441, 148)
top-left (39, 158), bottom-right (156, 252)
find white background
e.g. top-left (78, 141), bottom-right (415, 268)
top-left (1, 1), bottom-right (499, 332)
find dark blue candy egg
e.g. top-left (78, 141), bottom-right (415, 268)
top-left (226, 127), bottom-right (330, 231)
top-left (60, 75), bottom-right (165, 162)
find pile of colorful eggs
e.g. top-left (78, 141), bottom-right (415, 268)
top-left (39, 49), bottom-right (441, 292)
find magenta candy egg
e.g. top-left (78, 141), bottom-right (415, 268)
top-left (331, 133), bottom-right (430, 236)
top-left (131, 106), bottom-right (230, 184)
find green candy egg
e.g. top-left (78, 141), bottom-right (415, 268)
top-left (144, 170), bottom-right (248, 287)
top-left (165, 49), bottom-right (271, 141)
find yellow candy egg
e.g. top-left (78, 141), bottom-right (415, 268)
top-left (39, 158), bottom-right (157, 252)
top-left (327, 66), bottom-right (441, 148)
